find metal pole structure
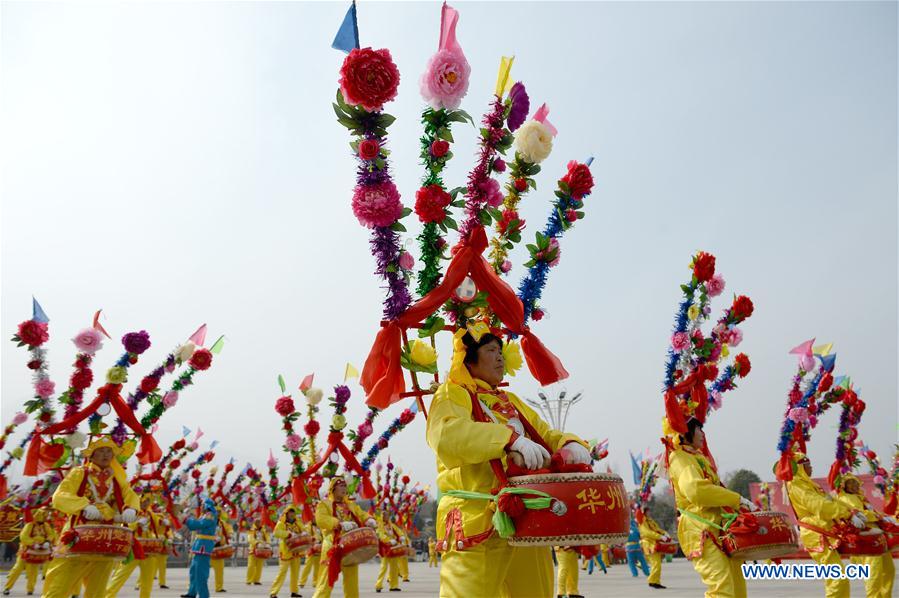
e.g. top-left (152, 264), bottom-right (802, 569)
top-left (525, 389), bottom-right (583, 431)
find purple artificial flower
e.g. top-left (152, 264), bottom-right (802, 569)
top-left (506, 82), bottom-right (530, 132)
top-left (122, 330), bottom-right (151, 355)
top-left (334, 385), bottom-right (351, 404)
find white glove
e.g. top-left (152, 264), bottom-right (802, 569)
top-left (366, 518), bottom-right (377, 528)
top-left (660, 535), bottom-right (671, 543)
top-left (162, 518), bottom-right (171, 527)
top-left (851, 512), bottom-right (867, 529)
top-left (506, 418), bottom-right (524, 436)
top-left (510, 436), bottom-right (551, 470)
top-left (82, 505), bottom-right (101, 521)
top-left (388, 539), bottom-right (397, 545)
top-left (559, 442), bottom-right (592, 465)
top-left (340, 521), bottom-right (357, 532)
top-left (740, 497), bottom-right (758, 512)
top-left (121, 508), bottom-right (137, 524)
top-left (884, 516), bottom-right (897, 525)
top-left (137, 517), bottom-right (149, 527)
top-left (41, 542), bottom-right (50, 550)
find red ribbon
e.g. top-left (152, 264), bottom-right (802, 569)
top-left (664, 363), bottom-right (715, 434)
top-left (300, 432), bottom-right (375, 499)
top-left (728, 513), bottom-right (760, 535)
top-left (360, 225), bottom-right (568, 410)
top-left (24, 384), bottom-right (161, 476)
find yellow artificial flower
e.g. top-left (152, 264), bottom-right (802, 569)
top-left (409, 340), bottom-right (437, 368)
top-left (721, 344), bottom-right (730, 358)
top-left (10, 448), bottom-right (23, 460)
top-left (332, 414), bottom-right (347, 431)
top-left (106, 366), bottom-right (128, 385)
top-left (687, 304), bottom-right (700, 321)
top-left (503, 341), bottom-right (524, 376)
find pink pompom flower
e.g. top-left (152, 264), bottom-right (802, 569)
top-left (352, 182), bottom-right (403, 228)
top-left (788, 407), bottom-right (809, 424)
top-left (35, 379), bottom-right (55, 399)
top-left (706, 274), bottom-right (726, 297)
top-left (671, 332), bottom-right (690, 352)
top-left (479, 178), bottom-right (504, 208)
top-left (12, 412), bottom-right (27, 425)
top-left (285, 434), bottom-right (303, 452)
top-left (72, 328), bottom-right (103, 354)
top-left (419, 48), bottom-right (471, 110)
top-left (726, 327), bottom-right (743, 347)
top-left (162, 391), bottom-right (179, 408)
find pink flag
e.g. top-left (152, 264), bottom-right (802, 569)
top-left (789, 339), bottom-right (815, 357)
top-left (188, 324), bottom-right (208, 346)
top-left (439, 3), bottom-right (462, 53)
top-left (533, 103), bottom-right (558, 137)
top-left (299, 373), bottom-right (315, 392)
top-left (93, 310), bottom-right (112, 339)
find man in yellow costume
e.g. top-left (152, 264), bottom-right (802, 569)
top-left (374, 510), bottom-right (402, 593)
top-left (427, 537), bottom-right (438, 568)
top-left (835, 473), bottom-right (895, 598)
top-left (395, 513), bottom-right (411, 583)
top-left (269, 505), bottom-right (304, 598)
top-left (312, 477), bottom-right (378, 598)
top-left (425, 328), bottom-right (592, 598)
top-left (667, 419), bottom-right (755, 598)
top-left (298, 519), bottom-right (322, 591)
top-left (43, 436), bottom-right (140, 598)
top-left (783, 452), bottom-right (867, 598)
top-left (637, 509), bottom-right (670, 590)
top-left (151, 500), bottom-right (175, 590)
top-left (105, 493), bottom-right (162, 598)
top-left (3, 508), bottom-right (56, 596)
top-left (208, 508), bottom-right (233, 593)
top-left (554, 547), bottom-right (582, 598)
top-left (245, 516), bottom-right (270, 586)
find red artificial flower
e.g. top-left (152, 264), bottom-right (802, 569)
top-left (414, 184), bottom-right (452, 224)
top-left (191, 470), bottom-right (202, 479)
top-left (560, 161), bottom-right (594, 200)
top-left (206, 479), bottom-right (214, 488)
top-left (789, 388), bottom-right (802, 403)
top-left (818, 372), bottom-right (833, 392)
top-left (275, 396), bottom-right (296, 417)
top-left (304, 420), bottom-right (320, 437)
top-left (532, 308), bottom-right (544, 321)
top-left (377, 438), bottom-right (389, 449)
top-left (169, 459), bottom-right (181, 469)
top-left (359, 139), bottom-right (380, 160)
top-left (70, 369), bottom-right (93, 391)
top-left (692, 252), bottom-right (716, 283)
top-left (734, 354), bottom-right (751, 378)
top-left (128, 356), bottom-right (138, 365)
top-left (732, 296), bottom-right (754, 321)
top-left (843, 390), bottom-right (857, 408)
top-left (430, 140), bottom-right (450, 158)
top-left (17, 320), bottom-right (49, 348)
top-left (26, 360), bottom-right (42, 370)
top-left (338, 47), bottom-right (400, 112)
top-left (189, 349), bottom-right (213, 371)
top-left (852, 399), bottom-right (865, 415)
top-left (497, 210), bottom-right (524, 236)
top-left (401, 475), bottom-right (410, 485)
top-left (39, 412), bottom-right (51, 423)
top-left (173, 439), bottom-right (186, 451)
top-left (0, 441), bottom-right (5, 450)
top-left (292, 455), bottom-right (301, 464)
top-left (204, 452), bottom-right (214, 462)
top-left (399, 409), bottom-right (415, 425)
top-left (140, 377), bottom-right (159, 394)
top-left (565, 209), bottom-right (578, 223)
top-left (514, 178), bottom-right (528, 192)
top-left (225, 462), bottom-right (234, 473)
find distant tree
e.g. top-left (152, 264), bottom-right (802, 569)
top-left (646, 494), bottom-right (677, 536)
top-left (726, 469), bottom-right (761, 499)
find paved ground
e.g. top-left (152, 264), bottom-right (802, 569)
top-left (1, 558), bottom-right (888, 597)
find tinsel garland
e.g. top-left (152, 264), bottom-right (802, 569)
top-left (168, 449), bottom-right (214, 493)
top-left (60, 354), bottom-right (94, 432)
top-left (349, 407), bottom-right (380, 456)
top-left (488, 153), bottom-right (540, 274)
top-left (267, 451), bottom-right (281, 502)
top-left (516, 160), bottom-right (593, 324)
top-left (139, 345), bottom-right (218, 429)
top-left (360, 407), bottom-right (416, 472)
top-left (89, 336), bottom-right (151, 435)
top-left (111, 359), bottom-right (171, 444)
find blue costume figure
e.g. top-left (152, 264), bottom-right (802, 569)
top-left (184, 498), bottom-right (218, 598)
top-left (625, 517), bottom-right (650, 578)
top-left (587, 552), bottom-right (607, 575)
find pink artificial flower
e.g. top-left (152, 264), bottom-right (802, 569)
top-left (706, 274), bottom-right (726, 297)
top-left (480, 178), bottom-right (504, 208)
top-left (35, 379), bottom-right (55, 399)
top-left (72, 328), bottom-right (103, 354)
top-left (12, 412), bottom-right (27, 425)
top-left (285, 434), bottom-right (303, 452)
top-left (808, 415), bottom-right (817, 428)
top-left (188, 442), bottom-right (198, 451)
top-left (874, 475), bottom-right (885, 485)
top-left (398, 251), bottom-right (415, 271)
top-left (727, 327), bottom-right (743, 347)
top-left (671, 332), bottom-right (690, 352)
top-left (165, 362), bottom-right (177, 374)
top-left (547, 238), bottom-right (561, 267)
top-left (708, 344), bottom-right (722, 362)
top-left (710, 390), bottom-right (723, 410)
top-left (712, 323), bottom-right (727, 338)
top-left (500, 260), bottom-right (512, 274)
top-left (162, 391), bottom-right (179, 408)
top-left (419, 48), bottom-right (471, 110)
top-left (799, 353), bottom-right (816, 372)
top-left (788, 407), bottom-right (809, 424)
top-left (352, 182), bottom-right (403, 229)
top-left (358, 421), bottom-right (373, 439)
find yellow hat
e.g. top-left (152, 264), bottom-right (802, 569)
top-left (81, 436), bottom-right (123, 458)
top-left (33, 509), bottom-right (47, 523)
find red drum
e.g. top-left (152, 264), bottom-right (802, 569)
top-left (54, 525), bottom-right (134, 561)
top-left (506, 472), bottom-right (630, 547)
top-left (578, 545), bottom-right (600, 559)
top-left (720, 511), bottom-right (799, 560)
top-left (385, 544), bottom-right (407, 558)
top-left (211, 545), bottom-right (235, 559)
top-left (138, 538), bottom-right (166, 555)
top-left (837, 530), bottom-right (888, 556)
top-left (21, 547), bottom-right (52, 564)
top-left (654, 540), bottom-right (678, 555)
top-left (286, 533), bottom-right (313, 556)
top-left (338, 527), bottom-right (379, 566)
top-left (252, 546), bottom-right (273, 559)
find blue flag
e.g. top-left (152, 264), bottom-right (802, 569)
top-left (182, 426), bottom-right (191, 437)
top-left (629, 452), bottom-right (642, 486)
top-left (332, 1), bottom-right (359, 53)
top-left (32, 297), bottom-right (49, 323)
top-left (819, 354), bottom-right (836, 373)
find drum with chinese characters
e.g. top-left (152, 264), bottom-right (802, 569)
top-left (506, 472), bottom-right (630, 547)
top-left (654, 540), bottom-right (679, 555)
top-left (338, 527), bottom-right (379, 566)
top-left (385, 544), bottom-right (407, 558)
top-left (252, 545), bottom-right (273, 559)
top-left (54, 524), bottom-right (134, 561)
top-left (720, 511), bottom-right (799, 560)
top-left (137, 538), bottom-right (166, 555)
top-left (286, 533), bottom-right (313, 557)
top-left (22, 546), bottom-right (52, 564)
top-left (211, 545), bottom-right (235, 559)
top-left (837, 530), bottom-right (888, 556)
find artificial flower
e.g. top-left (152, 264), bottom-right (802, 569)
top-left (734, 353), bottom-right (751, 377)
top-left (176, 342), bottom-right (196, 363)
top-left (513, 178), bottom-right (527, 192)
top-left (409, 340), bottom-right (437, 368)
top-left (275, 396), bottom-right (296, 417)
top-left (500, 260), bottom-right (512, 273)
top-left (12, 412), bottom-right (27, 426)
top-left (17, 320), bottom-right (49, 348)
top-left (671, 332), bottom-right (690, 352)
top-left (721, 344), bottom-right (730, 358)
top-left (727, 327), bottom-right (743, 347)
top-left (420, 48), bottom-right (470, 110)
top-left (358, 421), bottom-right (373, 439)
top-left (788, 407), bottom-right (809, 424)
top-left (506, 82), bottom-right (529, 131)
top-left (334, 385), bottom-right (351, 404)
top-left (692, 252), bottom-right (716, 283)
top-left (497, 210), bottom-right (524, 236)
top-left (140, 377), bottom-right (159, 394)
top-left (399, 409), bottom-right (415, 425)
top-left (304, 420), bottom-right (320, 437)
top-left (706, 274), bottom-right (725, 297)
top-left (430, 139), bottom-right (450, 158)
top-left (687, 304), bottom-right (701, 321)
top-left (64, 431), bottom-right (86, 449)
top-left (398, 251), bottom-right (415, 271)
top-left (162, 391), bottom-right (179, 408)
top-left (414, 184), bottom-right (451, 223)
top-left (106, 366), bottom-right (128, 385)
top-left (304, 388), bottom-right (323, 406)
top-left (479, 178), bottom-right (504, 208)
top-left (502, 341), bottom-right (523, 376)
top-left (122, 331), bottom-right (151, 355)
top-left (732, 295), bottom-right (754, 321)
top-left (513, 120), bottom-right (553, 164)
top-left (339, 47), bottom-right (400, 112)
top-left (70, 368), bottom-right (93, 391)
top-left (359, 139), bottom-right (380, 161)
top-left (72, 328), bottom-right (103, 354)
top-left (352, 181), bottom-right (403, 228)
top-left (493, 158), bottom-right (506, 173)
top-left (332, 414), bottom-right (347, 431)
top-left (285, 434), bottom-right (303, 452)
top-left (189, 349), bottom-right (213, 371)
top-left (561, 161), bottom-right (594, 200)
top-left (11, 448), bottom-right (23, 460)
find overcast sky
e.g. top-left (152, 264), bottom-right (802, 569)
top-left (2, 1), bottom-right (896, 495)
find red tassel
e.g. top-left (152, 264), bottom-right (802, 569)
top-left (326, 546), bottom-right (342, 587)
top-left (775, 452), bottom-right (794, 482)
top-left (132, 536), bottom-right (146, 560)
